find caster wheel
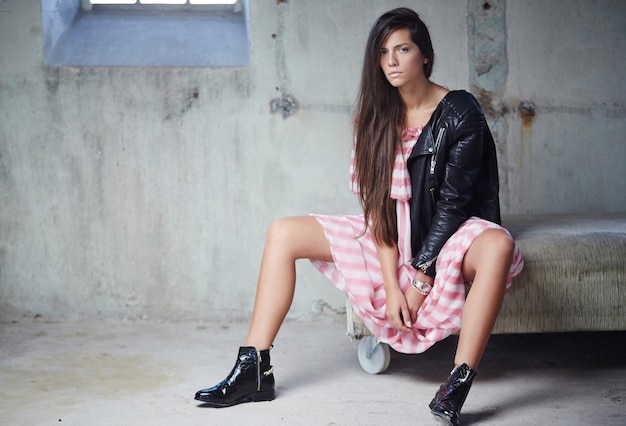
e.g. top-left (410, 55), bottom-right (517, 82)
top-left (357, 336), bottom-right (391, 374)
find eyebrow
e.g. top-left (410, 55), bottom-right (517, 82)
top-left (381, 42), bottom-right (411, 50)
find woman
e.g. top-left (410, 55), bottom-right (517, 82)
top-left (195, 7), bottom-right (523, 426)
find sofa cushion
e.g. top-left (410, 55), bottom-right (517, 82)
top-left (495, 213), bottom-right (626, 333)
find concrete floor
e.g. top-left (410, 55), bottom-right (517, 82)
top-left (0, 315), bottom-right (624, 426)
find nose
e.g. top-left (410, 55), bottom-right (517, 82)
top-left (386, 51), bottom-right (397, 67)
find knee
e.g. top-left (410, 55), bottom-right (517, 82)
top-left (266, 218), bottom-right (292, 244)
top-left (464, 229), bottom-right (514, 280)
top-left (265, 217), bottom-right (303, 250)
top-left (483, 228), bottom-right (515, 262)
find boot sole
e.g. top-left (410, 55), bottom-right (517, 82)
top-left (430, 411), bottom-right (454, 426)
top-left (196, 390), bottom-right (275, 408)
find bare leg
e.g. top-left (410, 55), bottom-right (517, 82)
top-left (195, 216), bottom-right (332, 406)
top-left (455, 228), bottom-right (515, 369)
top-left (244, 216), bottom-right (333, 350)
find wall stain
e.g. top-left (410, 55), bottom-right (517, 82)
top-left (518, 102), bottom-right (536, 171)
top-left (271, 0), bottom-right (296, 119)
top-left (270, 93), bottom-right (299, 118)
top-left (471, 86), bottom-right (509, 119)
top-left (164, 86), bottom-right (200, 121)
top-left (44, 66), bottom-right (61, 96)
top-left (182, 87), bottom-right (200, 115)
top-left (468, 0), bottom-right (510, 209)
top-left (519, 101), bottom-right (536, 128)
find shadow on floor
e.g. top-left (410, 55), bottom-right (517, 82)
top-left (385, 330), bottom-right (626, 381)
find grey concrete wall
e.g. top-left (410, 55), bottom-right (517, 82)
top-left (504, 0), bottom-right (626, 213)
top-left (1, 0), bottom-right (625, 321)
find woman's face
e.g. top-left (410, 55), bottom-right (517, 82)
top-left (379, 28), bottom-right (428, 88)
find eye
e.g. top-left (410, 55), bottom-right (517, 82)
top-left (380, 49), bottom-right (388, 56)
top-left (398, 46), bottom-right (409, 53)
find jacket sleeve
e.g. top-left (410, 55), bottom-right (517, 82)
top-left (411, 99), bottom-right (489, 275)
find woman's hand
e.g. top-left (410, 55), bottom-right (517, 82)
top-left (385, 285), bottom-right (413, 332)
top-left (404, 270), bottom-right (433, 323)
top-left (405, 284), bottom-right (427, 324)
top-left (374, 240), bottom-right (413, 332)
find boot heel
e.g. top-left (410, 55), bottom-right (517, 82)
top-left (431, 412), bottom-right (454, 426)
top-left (250, 389), bottom-right (275, 402)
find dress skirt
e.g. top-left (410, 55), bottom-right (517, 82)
top-left (310, 214), bottom-right (524, 354)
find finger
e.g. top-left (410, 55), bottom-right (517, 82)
top-left (395, 314), bottom-right (410, 331)
top-left (401, 307), bottom-right (412, 328)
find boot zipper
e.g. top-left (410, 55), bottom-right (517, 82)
top-left (256, 349), bottom-right (261, 391)
top-left (430, 127), bottom-right (445, 174)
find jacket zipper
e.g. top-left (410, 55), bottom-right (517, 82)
top-left (430, 127), bottom-right (445, 174)
top-left (416, 128), bottom-right (444, 277)
top-left (417, 258), bottom-right (436, 273)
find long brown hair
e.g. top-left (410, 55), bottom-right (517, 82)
top-left (353, 8), bottom-right (435, 246)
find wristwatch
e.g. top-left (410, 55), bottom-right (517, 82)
top-left (411, 278), bottom-right (433, 296)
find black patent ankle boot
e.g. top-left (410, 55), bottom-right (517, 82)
top-left (195, 346), bottom-right (275, 407)
top-left (429, 363), bottom-right (477, 426)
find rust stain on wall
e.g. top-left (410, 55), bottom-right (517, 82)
top-left (474, 87), bottom-right (497, 119)
top-left (471, 86), bottom-right (509, 119)
top-left (518, 102), bottom-right (536, 171)
top-left (519, 101), bottom-right (536, 128)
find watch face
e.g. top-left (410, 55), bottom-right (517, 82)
top-left (411, 279), bottom-right (432, 295)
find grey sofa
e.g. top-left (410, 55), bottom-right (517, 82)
top-left (347, 212), bottom-right (626, 337)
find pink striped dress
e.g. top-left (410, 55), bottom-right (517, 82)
top-left (311, 127), bottom-right (524, 354)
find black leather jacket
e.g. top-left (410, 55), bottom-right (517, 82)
top-left (407, 90), bottom-right (501, 276)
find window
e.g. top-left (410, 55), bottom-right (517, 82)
top-left (87, 1), bottom-right (238, 7)
top-left (89, 1), bottom-right (237, 4)
top-left (42, 0), bottom-right (249, 67)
